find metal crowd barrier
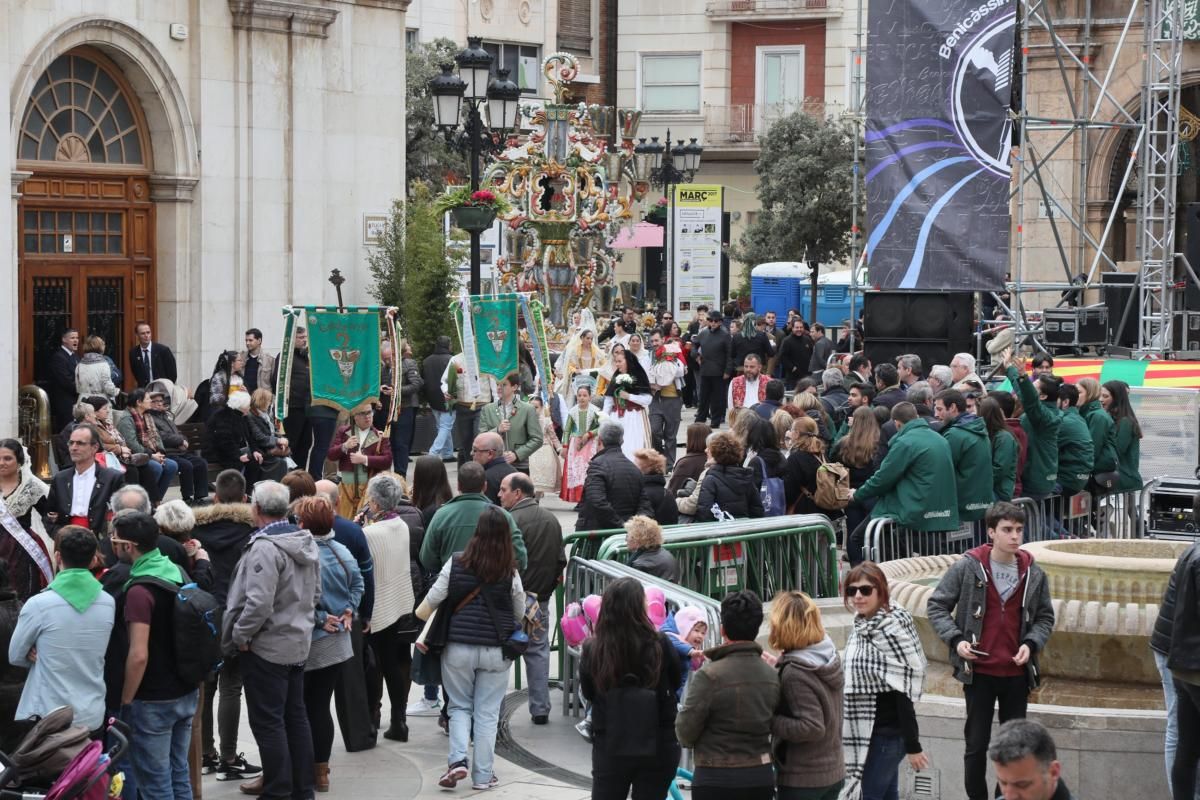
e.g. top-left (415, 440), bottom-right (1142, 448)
top-left (862, 490), bottom-right (1148, 563)
top-left (1030, 487), bottom-right (1146, 540)
top-left (559, 557), bottom-right (723, 719)
top-left (591, 515), bottom-right (841, 601)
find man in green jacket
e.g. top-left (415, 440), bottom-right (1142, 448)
top-left (478, 372), bottom-right (543, 475)
top-left (1055, 384), bottom-right (1095, 497)
top-left (419, 461), bottom-right (527, 573)
top-left (848, 402), bottom-right (959, 563)
top-left (1003, 351), bottom-right (1060, 499)
top-left (935, 389), bottom-right (994, 525)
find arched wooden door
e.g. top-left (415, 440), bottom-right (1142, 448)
top-left (16, 47), bottom-right (155, 390)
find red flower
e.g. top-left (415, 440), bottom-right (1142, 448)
top-left (471, 190), bottom-right (497, 204)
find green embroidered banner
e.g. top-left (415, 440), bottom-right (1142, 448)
top-left (460, 295), bottom-right (520, 381)
top-left (305, 307), bottom-right (382, 413)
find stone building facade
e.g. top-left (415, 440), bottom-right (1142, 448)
top-left (2, 0), bottom-right (409, 433)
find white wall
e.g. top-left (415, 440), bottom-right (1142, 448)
top-left (2, 0), bottom-right (408, 432)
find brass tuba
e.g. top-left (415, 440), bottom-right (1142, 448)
top-left (18, 385), bottom-right (53, 478)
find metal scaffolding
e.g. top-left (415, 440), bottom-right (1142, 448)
top-left (1137, 0), bottom-right (1185, 353)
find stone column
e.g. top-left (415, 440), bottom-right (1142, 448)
top-left (2, 171), bottom-right (34, 434)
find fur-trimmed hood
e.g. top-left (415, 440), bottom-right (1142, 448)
top-left (192, 502), bottom-right (255, 528)
top-left (192, 502), bottom-right (256, 604)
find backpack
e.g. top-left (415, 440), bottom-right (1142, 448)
top-left (132, 577), bottom-right (224, 685)
top-left (755, 457), bottom-right (787, 517)
top-left (813, 456), bottom-right (851, 511)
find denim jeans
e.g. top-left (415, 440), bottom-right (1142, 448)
top-left (1155, 650), bottom-right (1200, 799)
top-left (431, 409), bottom-right (456, 459)
top-left (141, 457), bottom-right (180, 503)
top-left (442, 643), bottom-right (510, 785)
top-left (522, 601), bottom-right (551, 717)
top-left (860, 731), bottom-right (905, 800)
top-left (127, 689), bottom-right (199, 800)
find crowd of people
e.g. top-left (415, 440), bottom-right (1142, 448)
top-left (3, 299), bottom-right (1179, 800)
top-left (576, 500), bottom-right (1070, 800)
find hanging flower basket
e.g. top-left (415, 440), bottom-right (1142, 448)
top-left (644, 196), bottom-right (669, 225)
top-left (435, 187), bottom-right (511, 233)
top-left (451, 205), bottom-right (497, 233)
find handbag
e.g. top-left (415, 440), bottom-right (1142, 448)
top-left (393, 612), bottom-right (422, 644)
top-left (1090, 471), bottom-right (1120, 493)
top-left (123, 452), bottom-right (150, 467)
top-left (481, 585), bottom-right (528, 661)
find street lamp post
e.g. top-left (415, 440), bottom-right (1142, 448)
top-left (640, 129), bottom-right (703, 309)
top-left (429, 37), bottom-right (521, 296)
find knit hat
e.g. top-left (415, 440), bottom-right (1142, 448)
top-left (674, 606), bottom-right (708, 642)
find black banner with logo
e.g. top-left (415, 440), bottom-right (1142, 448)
top-left (865, 0), bottom-right (1016, 290)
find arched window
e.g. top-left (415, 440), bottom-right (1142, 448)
top-left (18, 51), bottom-right (146, 166)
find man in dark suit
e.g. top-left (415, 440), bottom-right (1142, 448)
top-left (128, 321), bottom-right (178, 387)
top-left (44, 423), bottom-right (123, 536)
top-left (695, 310), bottom-right (733, 427)
top-left (576, 424), bottom-right (650, 532)
top-left (48, 328), bottom-right (81, 430)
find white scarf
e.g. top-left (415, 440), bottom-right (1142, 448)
top-left (839, 605), bottom-right (926, 800)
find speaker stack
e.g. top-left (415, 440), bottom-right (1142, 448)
top-left (862, 292), bottom-right (975, 368)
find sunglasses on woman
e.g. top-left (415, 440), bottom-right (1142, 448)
top-left (845, 584), bottom-right (876, 597)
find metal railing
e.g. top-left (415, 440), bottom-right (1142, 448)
top-left (862, 490), bottom-right (1149, 563)
top-left (702, 101), bottom-right (837, 147)
top-left (592, 515), bottom-right (841, 600)
top-left (559, 558), bottom-right (723, 718)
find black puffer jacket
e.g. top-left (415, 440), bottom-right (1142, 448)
top-left (641, 474), bottom-right (680, 526)
top-left (205, 406), bottom-right (250, 469)
top-left (696, 464), bottom-right (764, 521)
top-left (446, 556), bottom-right (515, 646)
top-left (192, 503), bottom-right (255, 604)
top-left (577, 446), bottom-right (651, 531)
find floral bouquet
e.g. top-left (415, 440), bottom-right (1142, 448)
top-left (613, 373), bottom-right (634, 412)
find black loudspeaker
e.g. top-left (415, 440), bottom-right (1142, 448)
top-left (862, 292), bottom-right (974, 368)
top-left (1185, 202), bottom-right (1200, 286)
top-left (1101, 272), bottom-right (1138, 349)
top-left (1174, 311), bottom-right (1200, 352)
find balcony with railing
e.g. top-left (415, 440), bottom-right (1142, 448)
top-left (703, 100), bottom-right (843, 150)
top-left (705, 0), bottom-right (841, 20)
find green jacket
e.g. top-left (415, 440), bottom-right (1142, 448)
top-left (478, 399), bottom-right (544, 463)
top-left (941, 414), bottom-right (993, 521)
top-left (856, 417), bottom-right (959, 531)
top-left (1113, 417), bottom-right (1143, 492)
top-left (1079, 399), bottom-right (1118, 474)
top-left (1008, 366), bottom-right (1060, 497)
top-left (991, 428), bottom-right (1018, 501)
top-left (1056, 408), bottom-right (1095, 493)
top-left (419, 493), bottom-right (527, 572)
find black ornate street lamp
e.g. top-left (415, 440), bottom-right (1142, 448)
top-left (643, 129), bottom-right (703, 191)
top-left (430, 37), bottom-right (522, 295)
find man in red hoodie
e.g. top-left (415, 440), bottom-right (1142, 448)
top-left (926, 501), bottom-right (1056, 800)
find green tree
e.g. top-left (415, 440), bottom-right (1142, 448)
top-left (407, 38), bottom-right (467, 192)
top-left (368, 182), bottom-right (459, 361)
top-left (733, 111), bottom-right (857, 323)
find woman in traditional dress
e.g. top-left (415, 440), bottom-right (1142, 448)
top-left (560, 379), bottom-right (603, 503)
top-left (556, 310), bottom-right (604, 404)
top-left (597, 342), bottom-right (625, 398)
top-left (603, 348), bottom-right (653, 460)
top-left (627, 333), bottom-right (652, 373)
top-left (528, 395), bottom-right (563, 493)
top-left (0, 439), bottom-right (53, 601)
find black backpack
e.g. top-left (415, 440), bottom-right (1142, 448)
top-left (132, 576), bottom-right (224, 685)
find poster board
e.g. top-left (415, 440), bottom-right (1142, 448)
top-left (670, 184), bottom-right (724, 324)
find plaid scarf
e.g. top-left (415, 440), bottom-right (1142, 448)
top-left (839, 605), bottom-right (926, 800)
top-left (129, 409), bottom-right (162, 451)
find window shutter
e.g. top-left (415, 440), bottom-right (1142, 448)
top-left (557, 0), bottom-right (592, 55)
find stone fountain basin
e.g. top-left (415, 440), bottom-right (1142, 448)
top-left (881, 540), bottom-right (1186, 702)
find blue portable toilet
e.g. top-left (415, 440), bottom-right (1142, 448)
top-left (793, 266), bottom-right (869, 328)
top-left (750, 262), bottom-right (811, 320)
